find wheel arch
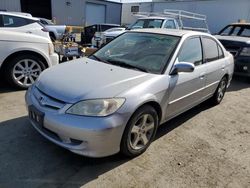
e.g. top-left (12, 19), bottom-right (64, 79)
top-left (131, 100), bottom-right (163, 125)
top-left (0, 50), bottom-right (49, 72)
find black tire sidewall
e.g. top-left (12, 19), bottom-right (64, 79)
top-left (121, 105), bottom-right (158, 157)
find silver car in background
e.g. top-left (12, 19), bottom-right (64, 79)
top-left (25, 29), bottom-right (234, 157)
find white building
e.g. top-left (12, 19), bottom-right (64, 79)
top-left (122, 0), bottom-right (250, 33)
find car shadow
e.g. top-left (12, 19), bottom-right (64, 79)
top-left (156, 101), bottom-right (211, 140)
top-left (0, 100), bottom-right (213, 187)
top-left (227, 77), bottom-right (250, 92)
top-left (0, 80), bottom-right (20, 94)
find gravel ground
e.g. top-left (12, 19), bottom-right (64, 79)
top-left (0, 78), bottom-right (249, 188)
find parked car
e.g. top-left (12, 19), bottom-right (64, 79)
top-left (36, 17), bottom-right (66, 41)
top-left (0, 30), bottom-right (58, 89)
top-left (92, 27), bottom-right (126, 47)
top-left (26, 29), bottom-right (234, 158)
top-left (0, 11), bottom-right (50, 39)
top-left (80, 23), bottom-right (120, 46)
top-left (101, 9), bottom-right (209, 47)
top-left (215, 23), bottom-right (250, 80)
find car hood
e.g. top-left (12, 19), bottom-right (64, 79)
top-left (36, 57), bottom-right (154, 103)
top-left (215, 35), bottom-right (250, 44)
top-left (104, 30), bottom-right (126, 37)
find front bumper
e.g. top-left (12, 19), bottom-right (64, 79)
top-left (49, 53), bottom-right (59, 66)
top-left (234, 57), bottom-right (250, 77)
top-left (25, 88), bottom-right (128, 157)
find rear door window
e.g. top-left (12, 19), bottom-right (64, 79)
top-left (178, 37), bottom-right (203, 66)
top-left (3, 15), bottom-right (33, 27)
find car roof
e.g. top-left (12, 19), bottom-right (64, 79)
top-left (87, 23), bottom-right (120, 27)
top-left (0, 11), bottom-right (38, 21)
top-left (230, 23), bottom-right (250, 26)
top-left (130, 28), bottom-right (209, 37)
top-left (137, 17), bottom-right (169, 20)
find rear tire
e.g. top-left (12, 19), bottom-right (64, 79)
top-left (210, 76), bottom-right (228, 105)
top-left (120, 105), bottom-right (158, 157)
top-left (4, 54), bottom-right (45, 89)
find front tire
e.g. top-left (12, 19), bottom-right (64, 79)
top-left (4, 54), bottom-right (45, 89)
top-left (120, 105), bottom-right (158, 157)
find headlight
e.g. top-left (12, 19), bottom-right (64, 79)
top-left (48, 43), bottom-right (54, 55)
top-left (240, 47), bottom-right (250, 56)
top-left (66, 98), bottom-right (125, 116)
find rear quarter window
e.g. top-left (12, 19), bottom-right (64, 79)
top-left (202, 37), bottom-right (222, 62)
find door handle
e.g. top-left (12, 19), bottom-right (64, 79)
top-left (222, 65), bottom-right (225, 71)
top-left (26, 31), bottom-right (32, 34)
top-left (199, 72), bottom-right (206, 79)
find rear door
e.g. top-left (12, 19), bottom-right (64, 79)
top-left (201, 37), bottom-right (226, 96)
top-left (166, 36), bottom-right (207, 119)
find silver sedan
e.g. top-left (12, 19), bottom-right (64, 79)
top-left (25, 29), bottom-right (234, 157)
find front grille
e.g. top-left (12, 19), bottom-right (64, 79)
top-left (33, 87), bottom-right (66, 110)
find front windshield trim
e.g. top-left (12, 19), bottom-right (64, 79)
top-left (89, 31), bottom-right (181, 75)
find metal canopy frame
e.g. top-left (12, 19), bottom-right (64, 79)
top-left (133, 9), bottom-right (209, 33)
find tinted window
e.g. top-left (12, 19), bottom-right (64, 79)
top-left (3, 15), bottom-right (31, 27)
top-left (231, 26), bottom-right (241, 36)
top-left (164, 20), bottom-right (176, 29)
top-left (219, 25), bottom-right (250, 37)
top-left (219, 25), bottom-right (233, 35)
top-left (203, 38), bottom-right (219, 62)
top-left (129, 19), bottom-right (164, 29)
top-left (240, 27), bottom-right (250, 37)
top-left (178, 37), bottom-right (203, 66)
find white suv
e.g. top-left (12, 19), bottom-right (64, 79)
top-left (0, 11), bottom-right (50, 39)
top-left (0, 30), bottom-right (58, 89)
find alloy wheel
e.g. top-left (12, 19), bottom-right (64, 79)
top-left (217, 79), bottom-right (227, 102)
top-left (12, 59), bottom-right (42, 87)
top-left (129, 114), bottom-right (155, 150)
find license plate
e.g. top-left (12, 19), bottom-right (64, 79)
top-left (28, 106), bottom-right (44, 127)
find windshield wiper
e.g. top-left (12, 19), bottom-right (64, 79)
top-left (106, 59), bottom-right (149, 73)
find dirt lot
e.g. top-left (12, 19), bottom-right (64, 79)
top-left (0, 78), bottom-right (249, 188)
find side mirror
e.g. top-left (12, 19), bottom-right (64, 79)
top-left (170, 62), bottom-right (195, 75)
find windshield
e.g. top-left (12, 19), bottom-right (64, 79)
top-left (128, 19), bottom-right (164, 29)
top-left (40, 19), bottom-right (54, 25)
top-left (90, 32), bottom-right (180, 74)
top-left (219, 25), bottom-right (250, 37)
